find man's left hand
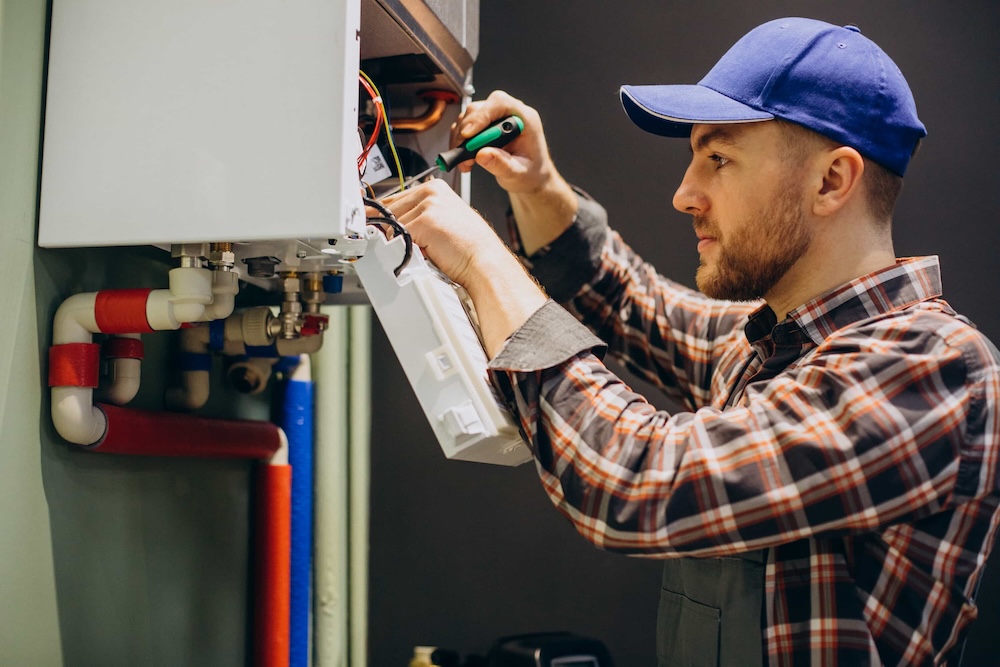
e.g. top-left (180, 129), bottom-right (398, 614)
top-left (377, 179), bottom-right (514, 289)
top-left (374, 180), bottom-right (548, 358)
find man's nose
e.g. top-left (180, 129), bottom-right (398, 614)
top-left (672, 164), bottom-right (707, 215)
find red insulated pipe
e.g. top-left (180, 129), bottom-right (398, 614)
top-left (254, 463), bottom-right (292, 667)
top-left (95, 289), bottom-right (156, 334)
top-left (91, 404), bottom-right (282, 458)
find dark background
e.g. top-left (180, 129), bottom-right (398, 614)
top-left (368, 2), bottom-right (1000, 664)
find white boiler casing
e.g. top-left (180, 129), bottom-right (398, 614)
top-left (38, 0), bottom-right (365, 249)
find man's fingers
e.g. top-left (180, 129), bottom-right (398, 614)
top-left (456, 90), bottom-right (521, 139)
top-left (474, 147), bottom-right (525, 181)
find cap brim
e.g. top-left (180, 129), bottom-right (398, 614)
top-left (620, 84), bottom-right (774, 137)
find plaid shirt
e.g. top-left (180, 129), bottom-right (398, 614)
top-left (488, 196), bottom-right (1000, 665)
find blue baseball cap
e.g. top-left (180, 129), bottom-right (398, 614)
top-left (620, 17), bottom-right (926, 175)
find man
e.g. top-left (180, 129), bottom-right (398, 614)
top-left (381, 18), bottom-right (1000, 666)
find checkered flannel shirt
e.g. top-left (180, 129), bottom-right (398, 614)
top-left (487, 195), bottom-right (1000, 665)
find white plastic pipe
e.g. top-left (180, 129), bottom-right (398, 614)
top-left (52, 292), bottom-right (99, 345)
top-left (100, 334), bottom-right (142, 406)
top-left (164, 324), bottom-right (212, 411)
top-left (270, 426), bottom-right (290, 466)
top-left (50, 293), bottom-right (106, 444)
top-left (51, 386), bottom-right (107, 446)
top-left (50, 268), bottom-right (237, 445)
top-left (166, 307), bottom-right (326, 410)
top-left (203, 270), bottom-right (239, 322)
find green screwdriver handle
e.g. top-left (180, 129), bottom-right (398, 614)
top-left (435, 115), bottom-right (524, 172)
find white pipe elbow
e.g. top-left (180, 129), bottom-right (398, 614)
top-left (165, 371), bottom-right (211, 411)
top-left (146, 268), bottom-right (215, 328)
top-left (146, 289), bottom-right (183, 330)
top-left (203, 295), bottom-right (235, 322)
top-left (165, 325), bottom-right (212, 410)
top-left (269, 427), bottom-right (289, 465)
top-left (170, 301), bottom-right (209, 325)
top-left (101, 358), bottom-right (141, 405)
top-left (168, 266), bottom-right (214, 305)
top-left (178, 322), bottom-right (211, 353)
top-left (203, 271), bottom-right (239, 321)
top-left (53, 292), bottom-right (99, 344)
top-left (275, 332), bottom-right (324, 356)
top-left (99, 333), bottom-right (142, 406)
top-left (51, 387), bottom-right (107, 445)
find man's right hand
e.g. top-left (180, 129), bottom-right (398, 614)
top-left (452, 90), bottom-right (579, 255)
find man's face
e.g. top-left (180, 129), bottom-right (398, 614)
top-left (673, 122), bottom-right (813, 302)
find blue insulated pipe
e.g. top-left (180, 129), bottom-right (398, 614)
top-left (284, 356), bottom-right (314, 667)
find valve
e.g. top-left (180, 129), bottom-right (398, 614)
top-left (270, 273), bottom-right (303, 340)
top-left (301, 314), bottom-right (329, 337)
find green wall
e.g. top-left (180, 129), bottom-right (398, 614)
top-left (1, 2), bottom-right (264, 664)
top-left (0, 1), bottom-right (63, 662)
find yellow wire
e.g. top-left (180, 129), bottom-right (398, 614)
top-left (359, 70), bottom-right (406, 192)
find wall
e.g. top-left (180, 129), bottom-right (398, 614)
top-left (0, 1), bottom-right (267, 664)
top-left (368, 1), bottom-right (1000, 664)
top-left (0, 0), bottom-right (63, 662)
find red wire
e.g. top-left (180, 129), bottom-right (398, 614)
top-left (358, 76), bottom-right (385, 168)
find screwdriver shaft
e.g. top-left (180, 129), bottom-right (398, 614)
top-left (377, 165), bottom-right (440, 199)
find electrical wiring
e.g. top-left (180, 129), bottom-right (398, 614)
top-left (359, 70), bottom-right (406, 192)
top-left (358, 75), bottom-right (383, 170)
top-left (363, 197), bottom-right (412, 277)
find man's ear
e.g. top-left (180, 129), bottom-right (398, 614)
top-left (813, 147), bottom-right (865, 217)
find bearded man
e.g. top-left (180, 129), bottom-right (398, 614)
top-left (380, 18), bottom-right (1000, 666)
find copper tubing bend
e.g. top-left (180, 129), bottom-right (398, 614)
top-left (389, 90), bottom-right (460, 132)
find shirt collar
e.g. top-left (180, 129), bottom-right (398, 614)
top-left (745, 256), bottom-right (943, 346)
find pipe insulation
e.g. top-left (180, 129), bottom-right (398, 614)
top-left (255, 452), bottom-right (292, 667)
top-left (90, 404), bottom-right (282, 458)
top-left (284, 357), bottom-right (314, 667)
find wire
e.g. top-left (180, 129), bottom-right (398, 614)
top-left (363, 197), bottom-right (412, 277)
top-left (359, 70), bottom-right (406, 192)
top-left (357, 75), bottom-right (383, 169)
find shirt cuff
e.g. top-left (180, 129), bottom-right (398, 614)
top-left (508, 190), bottom-right (610, 303)
top-left (488, 300), bottom-right (607, 372)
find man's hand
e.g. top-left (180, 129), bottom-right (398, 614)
top-left (378, 180), bottom-right (547, 357)
top-left (451, 91), bottom-right (579, 255)
top-left (452, 90), bottom-right (555, 194)
top-left (379, 180), bottom-right (510, 288)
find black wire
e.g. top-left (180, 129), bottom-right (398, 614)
top-left (363, 197), bottom-right (412, 277)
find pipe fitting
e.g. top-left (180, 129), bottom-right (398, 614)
top-left (227, 357), bottom-right (277, 395)
top-left (51, 387), bottom-right (107, 445)
top-left (204, 270), bottom-right (239, 321)
top-left (99, 334), bottom-right (142, 405)
top-left (53, 292), bottom-right (99, 345)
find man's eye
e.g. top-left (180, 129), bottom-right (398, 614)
top-left (708, 154), bottom-right (729, 168)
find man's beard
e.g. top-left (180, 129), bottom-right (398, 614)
top-left (694, 185), bottom-right (812, 302)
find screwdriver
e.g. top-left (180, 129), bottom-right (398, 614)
top-left (378, 115), bottom-right (524, 198)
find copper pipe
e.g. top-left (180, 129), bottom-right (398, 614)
top-left (390, 90), bottom-right (460, 133)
